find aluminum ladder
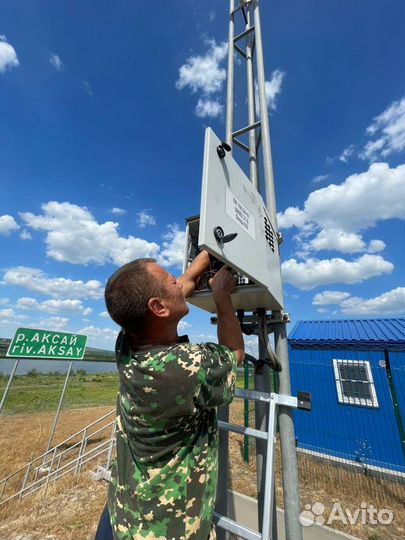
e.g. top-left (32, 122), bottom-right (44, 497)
top-left (215, 388), bottom-right (307, 540)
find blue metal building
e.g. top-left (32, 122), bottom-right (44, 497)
top-left (288, 318), bottom-right (405, 474)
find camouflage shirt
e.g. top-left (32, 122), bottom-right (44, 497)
top-left (108, 332), bottom-right (237, 540)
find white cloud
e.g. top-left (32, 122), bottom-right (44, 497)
top-left (176, 39), bottom-right (227, 94)
top-left (83, 80), bottom-right (93, 96)
top-left (0, 298), bottom-right (9, 305)
top-left (264, 69), bottom-right (285, 111)
top-left (2, 267), bottom-right (103, 299)
top-left (20, 201), bottom-right (160, 266)
top-left (312, 290), bottom-right (351, 305)
top-left (0, 308), bottom-right (14, 318)
top-left (77, 325), bottom-right (117, 346)
top-left (368, 239), bottom-right (386, 253)
top-left (281, 254), bottom-right (393, 290)
top-left (49, 53), bottom-right (63, 71)
top-left (360, 97), bottom-right (405, 162)
top-left (317, 308), bottom-right (330, 314)
top-left (158, 224), bottom-right (186, 268)
top-left (0, 215), bottom-right (19, 235)
top-left (195, 98), bottom-right (223, 118)
top-left (99, 311), bottom-right (110, 318)
top-left (29, 316), bottom-right (69, 332)
top-left (109, 207), bottom-right (126, 216)
top-left (136, 210), bottom-right (156, 228)
top-left (16, 297), bottom-right (92, 315)
top-left (308, 229), bottom-right (366, 253)
top-left (278, 162), bottom-right (405, 255)
top-left (209, 10), bottom-right (216, 23)
top-left (178, 320), bottom-right (191, 331)
top-left (277, 207), bottom-right (307, 229)
top-left (0, 37), bottom-right (19, 73)
top-left (340, 287), bottom-right (405, 317)
top-left (339, 145), bottom-right (355, 163)
top-left (20, 229), bottom-right (32, 240)
top-left (302, 163), bottom-right (405, 232)
top-left (311, 174), bottom-right (329, 185)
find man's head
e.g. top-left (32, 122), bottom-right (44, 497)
top-left (105, 259), bottom-right (188, 337)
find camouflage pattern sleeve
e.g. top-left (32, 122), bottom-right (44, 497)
top-left (194, 343), bottom-right (237, 409)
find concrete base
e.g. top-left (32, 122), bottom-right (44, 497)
top-left (227, 490), bottom-right (360, 540)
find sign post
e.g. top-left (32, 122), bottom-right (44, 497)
top-left (0, 359), bottom-right (20, 414)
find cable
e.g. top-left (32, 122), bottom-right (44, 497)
top-left (258, 313), bottom-right (282, 372)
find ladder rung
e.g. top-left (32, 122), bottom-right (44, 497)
top-left (218, 420), bottom-right (268, 440)
top-left (213, 513), bottom-right (262, 540)
top-left (235, 388), bottom-right (272, 403)
top-left (231, 4), bottom-right (244, 16)
top-left (232, 137), bottom-right (250, 153)
top-left (233, 121), bottom-right (261, 138)
top-left (234, 43), bottom-right (247, 59)
top-left (234, 26), bottom-right (255, 43)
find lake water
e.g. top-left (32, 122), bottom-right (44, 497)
top-left (0, 359), bottom-right (249, 376)
top-left (0, 358), bottom-right (117, 376)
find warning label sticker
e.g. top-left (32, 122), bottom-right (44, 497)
top-left (225, 186), bottom-right (256, 240)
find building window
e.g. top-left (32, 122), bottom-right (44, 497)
top-left (333, 359), bottom-right (379, 408)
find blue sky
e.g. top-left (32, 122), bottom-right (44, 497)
top-left (0, 0), bottom-right (404, 351)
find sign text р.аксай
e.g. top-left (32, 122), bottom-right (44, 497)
top-left (6, 328), bottom-right (88, 360)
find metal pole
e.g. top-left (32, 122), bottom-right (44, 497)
top-left (245, 5), bottom-right (259, 191)
top-left (254, 342), bottom-right (278, 540)
top-left (274, 322), bottom-right (303, 540)
top-left (243, 361), bottom-right (250, 463)
top-left (215, 3), bottom-right (235, 537)
top-left (226, 0), bottom-right (235, 147)
top-left (253, 0), bottom-right (278, 226)
top-left (252, 0), bottom-right (302, 537)
top-left (0, 358), bottom-right (19, 414)
top-left (45, 361), bottom-right (74, 455)
top-left (384, 350), bottom-right (405, 463)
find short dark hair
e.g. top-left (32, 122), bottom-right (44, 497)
top-left (104, 258), bottom-right (163, 334)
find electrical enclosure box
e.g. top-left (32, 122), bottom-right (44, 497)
top-left (183, 127), bottom-right (284, 313)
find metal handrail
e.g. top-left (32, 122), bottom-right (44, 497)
top-left (0, 410), bottom-right (116, 505)
top-left (0, 428), bottom-right (116, 506)
top-left (0, 410), bottom-right (114, 486)
top-left (0, 440), bottom-right (115, 506)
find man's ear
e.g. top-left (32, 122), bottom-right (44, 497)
top-left (147, 297), bottom-right (170, 318)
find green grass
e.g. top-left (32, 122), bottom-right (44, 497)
top-left (0, 370), bottom-right (118, 415)
top-left (0, 367), bottom-right (254, 415)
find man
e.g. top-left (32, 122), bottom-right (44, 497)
top-left (103, 251), bottom-right (245, 540)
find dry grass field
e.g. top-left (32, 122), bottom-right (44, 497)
top-left (0, 401), bottom-right (403, 539)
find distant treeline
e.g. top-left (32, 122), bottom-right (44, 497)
top-left (0, 338), bottom-right (115, 362)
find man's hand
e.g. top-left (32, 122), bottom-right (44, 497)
top-left (209, 266), bottom-right (237, 297)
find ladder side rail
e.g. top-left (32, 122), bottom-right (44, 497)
top-left (261, 394), bottom-right (278, 540)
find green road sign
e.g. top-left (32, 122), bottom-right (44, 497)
top-left (6, 328), bottom-right (88, 360)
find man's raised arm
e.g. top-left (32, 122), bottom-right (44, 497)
top-left (177, 250), bottom-right (210, 298)
top-left (209, 266), bottom-right (245, 365)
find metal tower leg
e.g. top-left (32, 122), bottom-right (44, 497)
top-left (274, 321), bottom-right (303, 540)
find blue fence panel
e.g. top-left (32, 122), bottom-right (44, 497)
top-left (290, 346), bottom-right (405, 473)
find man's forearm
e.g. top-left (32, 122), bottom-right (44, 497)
top-left (178, 251), bottom-right (210, 298)
top-left (214, 292), bottom-right (245, 364)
